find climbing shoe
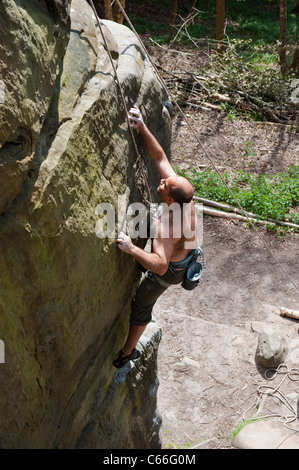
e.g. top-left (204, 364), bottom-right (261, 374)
top-left (113, 348), bottom-right (141, 368)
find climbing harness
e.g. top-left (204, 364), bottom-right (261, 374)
top-left (89, 0), bottom-right (298, 293)
top-left (151, 246), bottom-right (205, 290)
top-left (169, 246), bottom-right (205, 290)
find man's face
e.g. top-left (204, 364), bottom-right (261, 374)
top-left (157, 177), bottom-right (172, 203)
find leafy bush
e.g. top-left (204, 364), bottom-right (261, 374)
top-left (203, 39), bottom-right (295, 122)
top-left (177, 165), bottom-right (299, 228)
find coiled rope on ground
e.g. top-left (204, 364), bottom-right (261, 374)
top-left (243, 364), bottom-right (299, 438)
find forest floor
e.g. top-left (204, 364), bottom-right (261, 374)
top-left (155, 108), bottom-right (299, 449)
top-left (122, 2), bottom-right (299, 449)
top-left (140, 37), bottom-right (299, 452)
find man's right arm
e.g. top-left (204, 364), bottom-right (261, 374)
top-left (117, 226), bottom-right (173, 276)
top-left (129, 106), bottom-right (176, 180)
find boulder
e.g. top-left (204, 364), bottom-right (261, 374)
top-left (232, 420), bottom-right (299, 449)
top-left (255, 329), bottom-right (288, 369)
top-left (0, 0), bottom-right (170, 448)
top-left (0, 0), bottom-right (70, 214)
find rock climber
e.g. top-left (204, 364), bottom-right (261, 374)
top-left (113, 106), bottom-right (202, 368)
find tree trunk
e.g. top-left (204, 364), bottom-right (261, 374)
top-left (279, 0), bottom-right (288, 74)
top-left (104, 0), bottom-right (125, 23)
top-left (104, 0), bottom-right (113, 20)
top-left (112, 0), bottom-right (126, 24)
top-left (216, 0), bottom-right (225, 52)
top-left (291, 0), bottom-right (299, 74)
top-left (291, 47), bottom-right (299, 74)
top-left (168, 0), bottom-right (179, 42)
top-left (291, 0), bottom-right (299, 14)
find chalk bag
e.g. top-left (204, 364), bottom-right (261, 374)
top-left (181, 261), bottom-right (203, 290)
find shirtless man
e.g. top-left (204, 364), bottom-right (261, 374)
top-left (113, 106), bottom-right (199, 368)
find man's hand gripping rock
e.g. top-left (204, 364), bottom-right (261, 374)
top-left (117, 231), bottom-right (133, 254)
top-left (128, 105), bottom-right (144, 130)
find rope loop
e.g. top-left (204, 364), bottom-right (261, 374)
top-left (243, 364), bottom-right (299, 435)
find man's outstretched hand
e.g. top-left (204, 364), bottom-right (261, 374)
top-left (117, 232), bottom-right (133, 253)
top-left (128, 105), bottom-right (144, 130)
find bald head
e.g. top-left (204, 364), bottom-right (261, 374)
top-left (167, 175), bottom-right (194, 206)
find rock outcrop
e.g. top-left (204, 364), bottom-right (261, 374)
top-left (0, 0), bottom-right (170, 448)
top-left (255, 329), bottom-right (288, 369)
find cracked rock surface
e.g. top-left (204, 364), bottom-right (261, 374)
top-left (0, 0), bottom-right (168, 449)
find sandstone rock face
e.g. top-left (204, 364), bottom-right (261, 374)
top-left (0, 0), bottom-right (170, 448)
top-left (0, 0), bottom-right (70, 214)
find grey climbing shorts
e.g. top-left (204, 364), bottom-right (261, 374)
top-left (130, 264), bottom-right (189, 326)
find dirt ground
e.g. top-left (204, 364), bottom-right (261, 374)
top-left (153, 109), bottom-right (299, 449)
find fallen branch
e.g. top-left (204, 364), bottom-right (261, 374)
top-left (195, 196), bottom-right (256, 215)
top-left (202, 206), bottom-right (268, 225)
top-left (180, 68), bottom-right (210, 94)
top-left (194, 196), bottom-right (299, 230)
top-left (262, 107), bottom-right (285, 124)
top-left (211, 91), bottom-right (233, 103)
top-left (280, 307), bottom-right (299, 321)
top-left (148, 37), bottom-right (193, 55)
top-left (186, 101), bottom-right (222, 111)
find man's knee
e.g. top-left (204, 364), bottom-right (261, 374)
top-left (129, 304), bottom-right (152, 326)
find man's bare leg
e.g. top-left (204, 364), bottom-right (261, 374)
top-left (122, 323), bottom-right (147, 355)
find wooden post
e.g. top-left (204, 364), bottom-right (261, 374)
top-left (280, 307), bottom-right (299, 321)
top-left (168, 0), bottom-right (179, 42)
top-left (291, 0), bottom-right (299, 73)
top-left (104, 0), bottom-right (113, 20)
top-left (112, 0), bottom-right (126, 24)
top-left (216, 0), bottom-right (225, 52)
top-left (279, 0), bottom-right (288, 74)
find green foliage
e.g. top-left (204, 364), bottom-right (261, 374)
top-left (136, 0), bottom-right (298, 47)
top-left (242, 141), bottom-right (257, 159)
top-left (126, 1), bottom-right (299, 123)
top-left (176, 165), bottom-right (299, 230)
top-left (225, 0), bottom-right (298, 45)
top-left (229, 418), bottom-right (265, 442)
top-left (126, 13), bottom-right (166, 35)
top-left (204, 38), bottom-right (294, 122)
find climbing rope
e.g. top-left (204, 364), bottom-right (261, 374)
top-left (87, 0), bottom-right (298, 292)
top-left (111, 0), bottom-right (299, 293)
top-left (242, 364), bottom-right (299, 435)
top-left (88, 0), bottom-right (152, 206)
